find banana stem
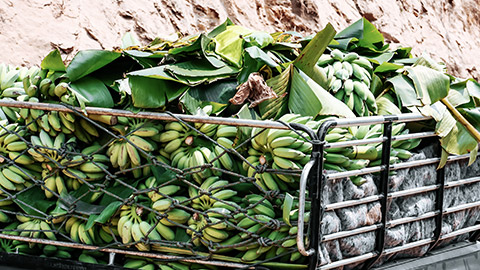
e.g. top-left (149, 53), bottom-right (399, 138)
top-left (441, 98), bottom-right (480, 141)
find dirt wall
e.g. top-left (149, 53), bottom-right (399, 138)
top-left (0, 0), bottom-right (479, 79)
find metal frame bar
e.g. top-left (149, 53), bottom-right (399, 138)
top-left (0, 100), bottom-right (292, 130)
top-left (311, 114), bottom-right (480, 270)
top-left (362, 118), bottom-right (393, 269)
top-left (428, 144), bottom-right (446, 252)
top-left (0, 233), bottom-right (255, 269)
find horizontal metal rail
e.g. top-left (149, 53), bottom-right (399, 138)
top-left (0, 233), bottom-right (254, 269)
top-left (326, 152), bottom-right (474, 180)
top-left (322, 114), bottom-right (432, 129)
top-left (325, 195), bottom-right (383, 211)
top-left (318, 224), bottom-right (480, 270)
top-left (322, 197), bottom-right (480, 243)
top-left (322, 225), bottom-right (381, 242)
top-left (325, 175), bottom-right (480, 211)
top-left (325, 131), bottom-right (436, 149)
top-left (0, 100), bottom-right (291, 130)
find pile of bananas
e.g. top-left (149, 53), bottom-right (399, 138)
top-left (107, 119), bottom-right (162, 178)
top-left (158, 122), bottom-right (237, 183)
top-left (246, 114), bottom-right (313, 191)
top-left (317, 49), bottom-right (377, 116)
top-left (118, 201), bottom-right (190, 251)
top-left (27, 130), bottom-right (109, 198)
top-left (64, 216), bottom-right (116, 246)
top-left (15, 216), bottom-right (56, 247)
top-left (186, 176), bottom-right (237, 246)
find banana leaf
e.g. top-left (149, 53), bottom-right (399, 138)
top-left (238, 46), bottom-right (281, 84)
top-left (332, 18), bottom-right (388, 53)
top-left (69, 77), bottom-right (114, 108)
top-left (66, 50), bottom-right (121, 81)
top-left (388, 74), bottom-right (422, 107)
top-left (41, 49), bottom-right (66, 72)
top-left (127, 75), bottom-right (188, 108)
top-left (289, 68), bottom-right (355, 118)
top-left (180, 79), bottom-right (238, 115)
top-left (259, 65), bottom-right (292, 119)
top-left (14, 187), bottom-right (54, 216)
top-left (214, 25), bottom-right (253, 68)
top-left (121, 32), bottom-right (141, 49)
top-left (294, 23), bottom-right (336, 90)
top-left (406, 65), bottom-right (449, 105)
top-left (244, 31), bottom-right (274, 48)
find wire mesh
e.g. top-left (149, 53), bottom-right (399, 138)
top-left (0, 101), bottom-right (316, 269)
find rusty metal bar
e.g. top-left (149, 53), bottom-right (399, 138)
top-left (0, 233), bottom-right (255, 269)
top-left (0, 100), bottom-right (290, 130)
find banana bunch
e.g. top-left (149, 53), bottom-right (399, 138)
top-left (239, 227), bottom-right (292, 262)
top-left (246, 114), bottom-right (314, 191)
top-left (64, 217), bottom-right (106, 245)
top-left (107, 119), bottom-right (161, 178)
top-left (124, 258), bottom-right (157, 270)
top-left (118, 204), bottom-right (166, 251)
top-left (78, 251), bottom-right (108, 265)
top-left (321, 127), bottom-right (371, 183)
top-left (317, 49), bottom-right (377, 116)
top-left (158, 122), bottom-right (237, 183)
top-left (16, 94), bottom-right (99, 143)
top-left (41, 245), bottom-right (73, 260)
top-left (0, 121), bottom-right (34, 165)
top-left (0, 65), bottom-right (41, 121)
top-left (28, 131), bottom-right (109, 197)
top-left (184, 176), bottom-right (238, 246)
top-left (349, 124), bottom-right (419, 168)
top-left (15, 215), bottom-right (57, 248)
top-left (0, 222), bottom-right (37, 255)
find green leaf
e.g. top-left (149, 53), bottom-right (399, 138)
top-left (440, 119), bottom-right (478, 155)
top-left (15, 187), bottom-right (54, 216)
top-left (235, 104), bottom-right (260, 149)
top-left (447, 80), bottom-right (471, 107)
top-left (244, 31), bottom-right (274, 48)
top-left (369, 52), bottom-right (394, 65)
top-left (207, 18), bottom-right (234, 38)
top-left (374, 62), bottom-right (403, 73)
top-left (85, 201), bottom-right (123, 230)
top-left (460, 108), bottom-right (480, 130)
top-left (181, 79), bottom-right (238, 115)
top-left (376, 96), bottom-right (402, 115)
top-left (128, 75), bottom-right (189, 108)
top-left (289, 68), bottom-right (355, 118)
top-left (466, 80), bottom-right (480, 100)
top-left (388, 74), bottom-right (422, 107)
top-left (294, 23), bottom-right (336, 89)
top-left (334, 18), bottom-right (385, 52)
top-left (282, 193), bottom-right (294, 226)
top-left (214, 25), bottom-right (253, 68)
top-left (259, 65), bottom-right (292, 119)
top-left (41, 49), bottom-right (66, 72)
top-left (128, 66), bottom-right (183, 82)
top-left (121, 32), bottom-right (141, 49)
top-left (406, 65), bottom-right (450, 105)
top-left (165, 59), bottom-right (238, 78)
top-left (69, 77), bottom-right (114, 108)
top-left (66, 50), bottom-right (121, 81)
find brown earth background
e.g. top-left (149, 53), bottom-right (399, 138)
top-left (1, 0), bottom-right (479, 80)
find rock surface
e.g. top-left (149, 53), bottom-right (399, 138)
top-left (0, 0), bottom-right (479, 79)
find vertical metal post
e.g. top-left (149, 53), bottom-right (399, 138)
top-left (309, 121), bottom-right (336, 270)
top-left (428, 143), bottom-right (446, 252)
top-left (362, 119), bottom-right (393, 269)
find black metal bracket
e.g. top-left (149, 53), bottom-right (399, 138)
top-left (427, 142), bottom-right (446, 252)
top-left (362, 120), bottom-right (393, 270)
top-left (308, 120), bottom-right (337, 270)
